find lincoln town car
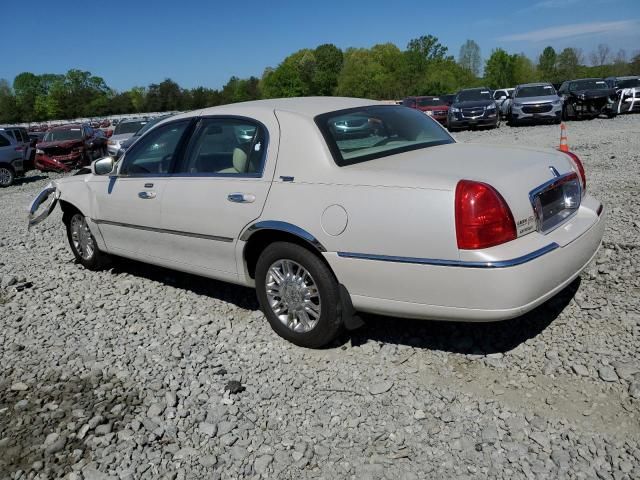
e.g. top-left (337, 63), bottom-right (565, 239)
top-left (28, 98), bottom-right (605, 348)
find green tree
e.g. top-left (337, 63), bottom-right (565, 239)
top-left (538, 46), bottom-right (557, 82)
top-left (458, 39), bottom-right (481, 76)
top-left (512, 54), bottom-right (537, 85)
top-left (484, 48), bottom-right (514, 88)
top-left (312, 44), bottom-right (343, 95)
top-left (556, 48), bottom-right (581, 82)
top-left (407, 35), bottom-right (450, 62)
top-left (0, 79), bottom-right (19, 124)
top-left (335, 48), bottom-right (386, 98)
top-left (13, 72), bottom-right (41, 121)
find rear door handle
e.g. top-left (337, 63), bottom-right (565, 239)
top-left (138, 191), bottom-right (156, 199)
top-left (227, 193), bottom-right (256, 203)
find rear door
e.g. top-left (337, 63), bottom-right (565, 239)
top-left (160, 116), bottom-right (276, 277)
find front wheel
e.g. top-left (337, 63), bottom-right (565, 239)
top-left (255, 242), bottom-right (343, 348)
top-left (64, 212), bottom-right (109, 270)
top-left (0, 165), bottom-right (15, 187)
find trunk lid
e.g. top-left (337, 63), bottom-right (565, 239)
top-left (341, 142), bottom-right (577, 237)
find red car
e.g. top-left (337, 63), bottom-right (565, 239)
top-left (35, 124), bottom-right (107, 172)
top-left (402, 96), bottom-right (450, 125)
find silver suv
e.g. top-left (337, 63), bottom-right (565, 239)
top-left (509, 83), bottom-right (562, 125)
top-left (0, 131), bottom-right (25, 187)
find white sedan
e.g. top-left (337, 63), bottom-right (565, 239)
top-left (29, 97), bottom-right (605, 348)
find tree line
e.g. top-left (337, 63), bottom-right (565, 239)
top-left (1, 36), bottom-right (638, 124)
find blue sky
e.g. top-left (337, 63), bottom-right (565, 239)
top-left (1, 0), bottom-right (638, 91)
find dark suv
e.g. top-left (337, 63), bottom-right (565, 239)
top-left (447, 88), bottom-right (500, 131)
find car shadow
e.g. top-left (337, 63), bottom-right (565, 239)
top-left (345, 277), bottom-right (581, 355)
top-left (104, 256), bottom-right (580, 355)
top-left (14, 174), bottom-right (48, 186)
top-left (107, 256), bottom-right (260, 311)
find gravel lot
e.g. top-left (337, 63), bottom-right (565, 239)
top-left (1, 114), bottom-right (639, 480)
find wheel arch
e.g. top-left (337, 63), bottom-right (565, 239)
top-left (241, 221), bottom-right (327, 280)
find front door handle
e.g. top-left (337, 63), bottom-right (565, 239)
top-left (138, 191), bottom-right (156, 199)
top-left (227, 193), bottom-right (256, 203)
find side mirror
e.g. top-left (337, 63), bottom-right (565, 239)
top-left (92, 157), bottom-right (115, 175)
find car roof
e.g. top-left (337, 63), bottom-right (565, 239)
top-left (194, 97), bottom-right (382, 120)
top-left (517, 82), bottom-right (554, 87)
top-left (49, 124), bottom-right (84, 131)
top-left (119, 118), bottom-right (147, 124)
top-left (569, 78), bottom-right (604, 82)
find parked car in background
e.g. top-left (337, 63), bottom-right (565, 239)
top-left (493, 88), bottom-right (514, 118)
top-left (402, 96), bottom-right (450, 125)
top-left (606, 76), bottom-right (640, 114)
top-left (447, 88), bottom-right (500, 130)
top-left (0, 126), bottom-right (30, 161)
top-left (558, 78), bottom-right (618, 120)
top-left (0, 130), bottom-right (25, 187)
top-left (509, 83), bottom-right (562, 125)
top-left (26, 131), bottom-right (46, 170)
top-left (35, 124), bottom-right (107, 172)
top-left (107, 119), bottom-right (148, 157)
top-left (28, 97), bottom-right (604, 348)
top-left (116, 115), bottom-right (173, 158)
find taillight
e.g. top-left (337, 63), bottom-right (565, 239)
top-left (455, 180), bottom-right (517, 250)
top-left (560, 150), bottom-right (586, 193)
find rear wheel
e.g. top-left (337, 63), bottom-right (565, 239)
top-left (0, 165), bottom-right (15, 187)
top-left (64, 212), bottom-right (109, 270)
top-left (255, 242), bottom-right (343, 348)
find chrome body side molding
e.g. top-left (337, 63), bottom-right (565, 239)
top-left (239, 221), bottom-right (327, 252)
top-left (92, 219), bottom-right (233, 243)
top-left (337, 243), bottom-right (560, 269)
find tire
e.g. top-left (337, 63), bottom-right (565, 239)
top-left (64, 211), bottom-right (109, 270)
top-left (255, 241), bottom-right (343, 348)
top-left (0, 165), bottom-right (15, 187)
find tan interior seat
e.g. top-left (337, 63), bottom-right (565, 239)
top-left (219, 147), bottom-right (248, 174)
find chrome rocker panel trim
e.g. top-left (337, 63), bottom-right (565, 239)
top-left (337, 243), bottom-right (560, 269)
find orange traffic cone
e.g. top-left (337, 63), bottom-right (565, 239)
top-left (559, 123), bottom-right (569, 152)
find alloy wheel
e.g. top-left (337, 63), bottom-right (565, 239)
top-left (70, 214), bottom-right (95, 260)
top-left (265, 259), bottom-right (321, 333)
top-left (0, 167), bottom-right (13, 186)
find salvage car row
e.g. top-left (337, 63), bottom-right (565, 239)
top-left (402, 75), bottom-right (639, 131)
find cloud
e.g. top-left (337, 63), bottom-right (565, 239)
top-left (498, 20), bottom-right (638, 42)
top-left (525, 0), bottom-right (580, 10)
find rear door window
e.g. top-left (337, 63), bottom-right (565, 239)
top-left (0, 133), bottom-right (10, 147)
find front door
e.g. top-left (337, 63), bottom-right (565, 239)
top-left (90, 119), bottom-right (192, 260)
top-left (160, 117), bottom-right (274, 276)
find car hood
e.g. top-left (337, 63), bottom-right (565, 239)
top-left (452, 100), bottom-right (495, 109)
top-left (339, 142), bottom-right (577, 229)
top-left (514, 95), bottom-right (559, 104)
top-left (567, 88), bottom-right (616, 100)
top-left (36, 139), bottom-right (83, 150)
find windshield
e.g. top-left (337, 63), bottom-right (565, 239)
top-left (316, 105), bottom-right (454, 167)
top-left (516, 85), bottom-right (556, 98)
top-left (618, 78), bottom-right (640, 89)
top-left (417, 97), bottom-right (445, 107)
top-left (43, 128), bottom-right (82, 142)
top-left (133, 117), bottom-right (169, 137)
top-left (114, 121), bottom-right (147, 135)
top-left (456, 89), bottom-right (492, 102)
top-left (569, 80), bottom-right (607, 91)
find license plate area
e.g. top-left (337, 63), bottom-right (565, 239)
top-left (530, 173), bottom-right (581, 233)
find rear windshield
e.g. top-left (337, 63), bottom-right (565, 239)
top-left (44, 129), bottom-right (82, 142)
top-left (516, 85), bottom-right (556, 98)
top-left (417, 97), bottom-right (445, 107)
top-left (456, 89), bottom-right (492, 102)
top-left (569, 80), bottom-right (607, 91)
top-left (114, 121), bottom-right (147, 135)
top-left (315, 105), bottom-right (454, 167)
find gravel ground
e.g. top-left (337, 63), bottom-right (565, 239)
top-left (1, 114), bottom-right (639, 480)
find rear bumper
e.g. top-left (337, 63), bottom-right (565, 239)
top-left (325, 198), bottom-right (605, 322)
